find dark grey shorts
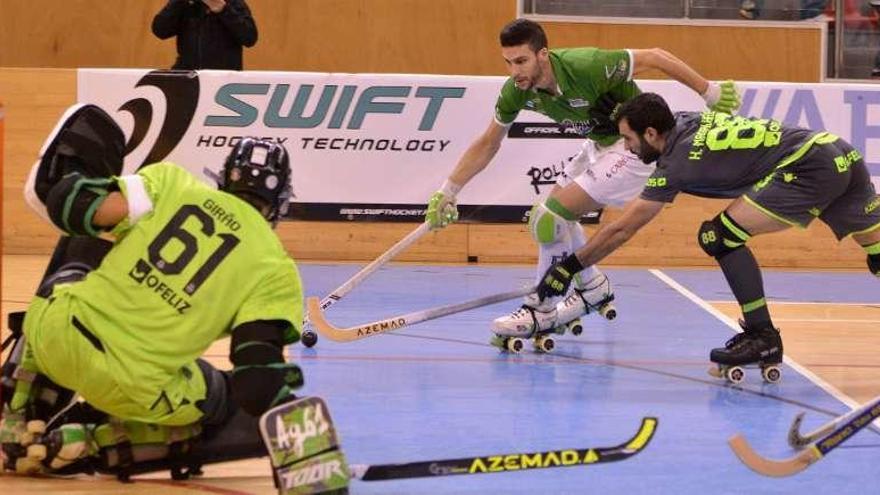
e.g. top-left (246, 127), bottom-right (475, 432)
top-left (746, 136), bottom-right (880, 240)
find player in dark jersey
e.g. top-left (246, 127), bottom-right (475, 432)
top-left (1, 105), bottom-right (305, 477)
top-left (423, 18), bottom-right (740, 350)
top-left (534, 92), bottom-right (880, 380)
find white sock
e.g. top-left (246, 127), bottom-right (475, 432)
top-left (568, 221), bottom-right (600, 288)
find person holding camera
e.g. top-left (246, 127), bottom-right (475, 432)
top-left (152, 0), bottom-right (258, 70)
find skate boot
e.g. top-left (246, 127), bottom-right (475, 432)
top-left (708, 325), bottom-right (783, 384)
top-left (491, 293), bottom-right (558, 353)
top-left (5, 421), bottom-right (94, 474)
top-left (552, 273), bottom-right (617, 336)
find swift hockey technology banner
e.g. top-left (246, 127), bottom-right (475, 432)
top-left (77, 69), bottom-right (880, 222)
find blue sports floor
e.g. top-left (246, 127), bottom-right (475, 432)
top-left (292, 264), bottom-right (880, 494)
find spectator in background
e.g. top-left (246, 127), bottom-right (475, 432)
top-left (740, 0), bottom-right (827, 20)
top-left (152, 0), bottom-right (258, 70)
top-left (870, 0), bottom-right (880, 77)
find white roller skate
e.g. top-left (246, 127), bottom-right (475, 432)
top-left (491, 294), bottom-right (558, 353)
top-left (552, 273), bottom-right (617, 336)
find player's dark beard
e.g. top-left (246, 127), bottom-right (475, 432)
top-left (637, 135), bottom-right (661, 164)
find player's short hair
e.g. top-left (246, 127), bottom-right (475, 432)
top-left (499, 19), bottom-right (548, 52)
top-left (615, 93), bottom-right (676, 135)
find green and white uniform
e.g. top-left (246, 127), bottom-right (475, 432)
top-left (24, 163), bottom-right (302, 426)
top-left (641, 111), bottom-right (880, 239)
top-left (491, 48), bottom-right (651, 337)
top-left (494, 47), bottom-right (652, 206)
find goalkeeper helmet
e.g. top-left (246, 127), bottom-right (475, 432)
top-left (221, 137), bottom-right (292, 224)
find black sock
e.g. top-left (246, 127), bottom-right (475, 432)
top-left (716, 247), bottom-right (773, 331)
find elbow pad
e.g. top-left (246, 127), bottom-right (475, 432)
top-left (45, 173), bottom-right (116, 236)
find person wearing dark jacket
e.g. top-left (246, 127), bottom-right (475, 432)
top-left (152, 0), bottom-right (258, 70)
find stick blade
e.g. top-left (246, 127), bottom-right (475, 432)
top-left (307, 296), bottom-right (358, 342)
top-left (728, 434), bottom-right (817, 478)
top-left (787, 412), bottom-right (809, 448)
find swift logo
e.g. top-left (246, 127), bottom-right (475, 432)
top-left (205, 84), bottom-right (465, 131)
top-left (119, 70), bottom-right (201, 170)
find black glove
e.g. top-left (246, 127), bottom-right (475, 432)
top-left (588, 93), bottom-right (623, 136)
top-left (536, 254), bottom-right (585, 301)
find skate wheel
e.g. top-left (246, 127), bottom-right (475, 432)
top-left (489, 334), bottom-right (507, 350)
top-left (599, 304), bottom-right (617, 321)
top-left (725, 366), bottom-right (745, 384)
top-left (568, 320), bottom-right (583, 336)
top-left (26, 420), bottom-right (47, 435)
top-left (762, 365), bottom-right (782, 383)
top-left (19, 432), bottom-right (35, 445)
top-left (15, 456), bottom-right (43, 474)
top-left (301, 331), bottom-right (318, 348)
top-left (707, 365), bottom-right (723, 379)
top-left (506, 338), bottom-right (524, 353)
top-left (534, 335), bottom-right (555, 353)
top-left (26, 443), bottom-right (47, 461)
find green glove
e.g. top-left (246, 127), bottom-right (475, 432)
top-left (703, 80), bottom-right (741, 114)
top-left (426, 180), bottom-right (461, 230)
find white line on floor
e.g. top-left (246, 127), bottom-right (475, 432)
top-left (650, 269), bottom-right (860, 410)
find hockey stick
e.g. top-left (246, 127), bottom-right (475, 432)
top-left (729, 395), bottom-right (880, 477)
top-left (349, 417), bottom-right (657, 481)
top-left (301, 222), bottom-right (430, 345)
top-left (786, 395), bottom-right (880, 448)
top-left (308, 286), bottom-right (535, 343)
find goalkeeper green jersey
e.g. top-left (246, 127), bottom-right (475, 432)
top-left (62, 163), bottom-right (302, 393)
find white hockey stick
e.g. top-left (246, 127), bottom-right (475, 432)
top-left (301, 222), bottom-right (430, 345)
top-left (729, 393), bottom-right (880, 477)
top-left (308, 286), bottom-right (535, 342)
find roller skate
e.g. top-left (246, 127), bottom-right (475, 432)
top-left (4, 420), bottom-right (93, 474)
top-left (551, 273), bottom-right (617, 336)
top-left (708, 325), bottom-right (783, 384)
top-left (491, 294), bottom-right (558, 353)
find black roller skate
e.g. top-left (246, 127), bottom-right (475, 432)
top-left (708, 325), bottom-right (783, 384)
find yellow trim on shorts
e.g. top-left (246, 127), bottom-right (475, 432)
top-left (849, 219), bottom-right (880, 237)
top-left (774, 132), bottom-right (838, 170)
top-left (742, 196), bottom-right (804, 229)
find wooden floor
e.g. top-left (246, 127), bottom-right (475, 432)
top-left (2, 256), bottom-right (879, 493)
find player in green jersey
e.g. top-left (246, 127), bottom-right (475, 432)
top-left (424, 18), bottom-right (741, 346)
top-left (1, 105), bottom-right (305, 478)
top-left (536, 92), bottom-right (880, 382)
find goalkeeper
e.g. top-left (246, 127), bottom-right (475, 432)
top-left (425, 18), bottom-right (741, 339)
top-left (1, 105), bottom-right (305, 480)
